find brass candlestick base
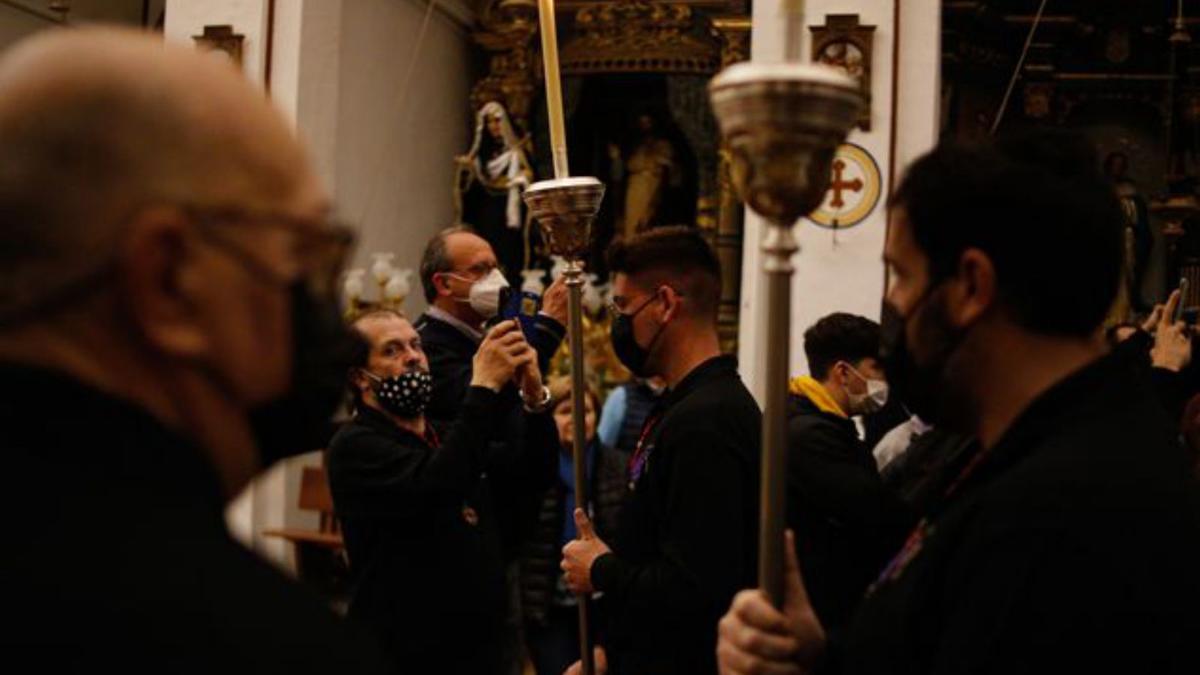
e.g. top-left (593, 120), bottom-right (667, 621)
top-left (523, 176), bottom-right (605, 675)
top-left (709, 62), bottom-right (862, 607)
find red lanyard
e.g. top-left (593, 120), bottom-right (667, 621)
top-left (627, 413), bottom-right (662, 487)
top-left (868, 444), bottom-right (991, 594)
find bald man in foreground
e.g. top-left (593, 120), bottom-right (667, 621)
top-left (0, 28), bottom-right (389, 672)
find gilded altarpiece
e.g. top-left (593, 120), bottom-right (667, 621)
top-left (470, 0), bottom-right (751, 352)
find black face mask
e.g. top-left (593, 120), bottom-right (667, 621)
top-left (879, 282), bottom-right (966, 427)
top-left (363, 368), bottom-right (433, 419)
top-left (611, 293), bottom-right (664, 378)
top-left (249, 281), bottom-right (362, 468)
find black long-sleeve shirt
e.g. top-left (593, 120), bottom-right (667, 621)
top-left (592, 355), bottom-right (762, 675)
top-left (327, 387), bottom-right (557, 673)
top-left (833, 353), bottom-right (1200, 675)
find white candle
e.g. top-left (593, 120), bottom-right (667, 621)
top-left (537, 0), bottom-right (570, 178)
top-left (784, 0), bottom-right (805, 62)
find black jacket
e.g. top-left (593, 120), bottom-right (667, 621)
top-left (414, 311), bottom-right (564, 558)
top-left (2, 364), bottom-right (388, 673)
top-left (326, 387), bottom-right (557, 673)
top-left (785, 394), bottom-right (912, 631)
top-left (519, 441), bottom-right (629, 627)
top-left (592, 355), bottom-right (761, 675)
top-left (835, 353), bottom-right (1200, 675)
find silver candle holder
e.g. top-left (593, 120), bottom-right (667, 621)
top-left (523, 175), bottom-right (605, 674)
top-left (709, 62), bottom-right (863, 607)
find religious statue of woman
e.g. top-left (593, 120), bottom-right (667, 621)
top-left (454, 100), bottom-right (534, 277)
top-left (609, 113), bottom-right (678, 239)
top-left (1104, 151), bottom-right (1151, 315)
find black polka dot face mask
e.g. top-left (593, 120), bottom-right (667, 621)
top-left (362, 369), bottom-right (433, 418)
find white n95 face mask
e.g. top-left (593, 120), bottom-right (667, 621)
top-left (464, 268), bottom-right (510, 319)
top-left (846, 365), bottom-right (889, 415)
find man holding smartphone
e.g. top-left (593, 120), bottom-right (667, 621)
top-left (414, 226), bottom-right (569, 673)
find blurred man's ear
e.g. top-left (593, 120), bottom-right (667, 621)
top-left (119, 207), bottom-right (211, 359)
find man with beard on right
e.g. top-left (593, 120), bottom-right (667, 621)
top-left (715, 131), bottom-right (1200, 675)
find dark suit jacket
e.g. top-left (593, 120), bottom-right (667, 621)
top-left (414, 311), bottom-right (565, 559)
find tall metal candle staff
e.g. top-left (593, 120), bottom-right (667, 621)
top-left (524, 0), bottom-right (605, 672)
top-left (708, 1), bottom-right (863, 606)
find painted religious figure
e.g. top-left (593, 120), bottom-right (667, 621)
top-left (817, 40), bottom-right (866, 82)
top-left (454, 100), bottom-right (534, 277)
top-left (609, 113), bottom-right (679, 239)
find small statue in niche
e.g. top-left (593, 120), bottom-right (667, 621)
top-left (1104, 151), bottom-right (1151, 312)
top-left (608, 112), bottom-right (679, 239)
top-left (454, 101), bottom-right (534, 277)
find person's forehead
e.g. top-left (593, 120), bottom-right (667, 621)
top-left (359, 314), bottom-right (416, 346)
top-left (611, 272), bottom-right (649, 298)
top-left (446, 232), bottom-right (496, 265)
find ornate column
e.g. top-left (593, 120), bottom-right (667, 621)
top-left (711, 17), bottom-right (751, 353)
top-left (471, 0), bottom-right (540, 131)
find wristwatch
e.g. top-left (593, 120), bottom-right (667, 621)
top-left (521, 385), bottom-right (552, 413)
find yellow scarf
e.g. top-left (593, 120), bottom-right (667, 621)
top-left (788, 376), bottom-right (847, 418)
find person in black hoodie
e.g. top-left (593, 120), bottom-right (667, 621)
top-left (560, 227), bottom-right (761, 675)
top-left (785, 313), bottom-right (911, 632)
top-left (717, 132), bottom-right (1200, 675)
top-left (327, 310), bottom-right (556, 673)
top-left (520, 376), bottom-right (629, 675)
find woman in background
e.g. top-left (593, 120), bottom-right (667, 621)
top-left (519, 377), bottom-right (628, 675)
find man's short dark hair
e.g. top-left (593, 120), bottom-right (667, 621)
top-left (346, 308), bottom-right (405, 411)
top-left (890, 130), bottom-right (1123, 337)
top-left (804, 312), bottom-right (881, 380)
top-left (606, 226), bottom-right (721, 320)
top-left (419, 225), bottom-right (475, 303)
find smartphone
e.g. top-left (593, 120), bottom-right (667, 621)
top-left (1176, 277), bottom-right (1189, 323)
top-left (498, 289), bottom-right (541, 337)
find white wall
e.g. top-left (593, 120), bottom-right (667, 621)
top-left (0, 0), bottom-right (155, 52)
top-left (738, 0), bottom-right (941, 398)
top-left (165, 0), bottom-right (475, 571)
top-left (336, 0), bottom-right (475, 319)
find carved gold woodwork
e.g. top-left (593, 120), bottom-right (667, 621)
top-left (709, 15), bottom-right (750, 353)
top-left (471, 0), bottom-right (541, 130)
top-left (560, 1), bottom-right (720, 75)
top-left (470, 0), bottom-right (750, 353)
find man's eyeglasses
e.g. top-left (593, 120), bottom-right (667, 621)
top-left (607, 286), bottom-right (683, 317)
top-left (184, 206), bottom-right (356, 298)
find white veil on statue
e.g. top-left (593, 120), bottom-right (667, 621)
top-left (455, 101), bottom-right (533, 229)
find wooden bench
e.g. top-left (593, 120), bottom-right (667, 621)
top-left (263, 465), bottom-right (348, 599)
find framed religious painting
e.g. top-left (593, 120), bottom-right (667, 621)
top-left (811, 14), bottom-right (875, 131)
